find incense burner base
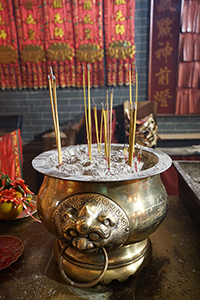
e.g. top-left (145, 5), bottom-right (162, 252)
top-left (54, 238), bottom-right (152, 285)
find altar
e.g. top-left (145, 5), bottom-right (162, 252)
top-left (0, 194), bottom-right (200, 299)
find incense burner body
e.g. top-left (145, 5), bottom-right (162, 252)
top-left (32, 144), bottom-right (172, 286)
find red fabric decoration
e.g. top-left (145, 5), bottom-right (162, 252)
top-left (43, 0), bottom-right (76, 87)
top-left (104, 0), bottom-right (135, 86)
top-left (0, 0), bottom-right (22, 89)
top-left (0, 129), bottom-right (23, 181)
top-left (13, 0), bottom-right (47, 89)
top-left (71, 0), bottom-right (104, 87)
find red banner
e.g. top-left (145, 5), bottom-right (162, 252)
top-left (71, 0), bottom-right (104, 87)
top-left (149, 0), bottom-right (182, 114)
top-left (13, 0), bottom-right (46, 89)
top-left (0, 0), bottom-right (22, 89)
top-left (43, 0), bottom-right (76, 87)
top-left (104, 0), bottom-right (135, 86)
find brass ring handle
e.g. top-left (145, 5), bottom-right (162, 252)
top-left (58, 245), bottom-right (108, 288)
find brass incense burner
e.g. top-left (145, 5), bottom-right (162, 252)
top-left (32, 144), bottom-right (172, 287)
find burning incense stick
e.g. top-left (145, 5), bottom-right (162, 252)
top-left (99, 103), bottom-right (104, 154)
top-left (93, 99), bottom-right (100, 153)
top-left (128, 102), bottom-right (133, 166)
top-left (106, 90), bottom-right (109, 157)
top-left (103, 106), bottom-right (108, 157)
top-left (108, 90), bottom-right (113, 170)
top-left (48, 72), bottom-right (62, 165)
top-left (129, 64), bottom-right (132, 105)
top-left (87, 64), bottom-right (92, 161)
top-left (132, 67), bottom-right (138, 156)
top-left (128, 64), bottom-right (133, 166)
top-left (52, 76), bottom-right (62, 165)
top-left (48, 75), bottom-right (57, 141)
top-left (83, 65), bottom-right (89, 148)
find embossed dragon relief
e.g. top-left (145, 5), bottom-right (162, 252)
top-left (52, 193), bottom-right (130, 253)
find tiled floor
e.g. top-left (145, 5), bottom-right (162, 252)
top-left (0, 195), bottom-right (200, 300)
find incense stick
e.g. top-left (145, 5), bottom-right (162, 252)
top-left (52, 76), bottom-right (62, 165)
top-left (103, 107), bottom-right (108, 157)
top-left (108, 90), bottom-right (113, 170)
top-left (132, 67), bottom-right (138, 156)
top-left (99, 102), bottom-right (104, 154)
top-left (83, 65), bottom-right (89, 148)
top-left (128, 64), bottom-right (133, 166)
top-left (87, 64), bottom-right (92, 161)
top-left (48, 75), bottom-right (57, 143)
top-left (106, 90), bottom-right (109, 158)
top-left (48, 72), bottom-right (62, 165)
top-left (93, 99), bottom-right (100, 153)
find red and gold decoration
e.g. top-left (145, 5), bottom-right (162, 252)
top-left (104, 0), bottom-right (135, 86)
top-left (0, 172), bottom-right (34, 220)
top-left (13, 0), bottom-right (46, 89)
top-left (43, 0), bottom-right (75, 88)
top-left (149, 0), bottom-right (182, 114)
top-left (0, 0), bottom-right (136, 89)
top-left (0, 129), bottom-right (23, 181)
top-left (72, 0), bottom-right (104, 87)
top-left (0, 0), bottom-right (22, 89)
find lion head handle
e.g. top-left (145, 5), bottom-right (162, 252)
top-left (52, 193), bottom-right (130, 253)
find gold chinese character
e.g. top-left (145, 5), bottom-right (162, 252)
top-left (115, 24), bottom-right (125, 35)
top-left (0, 2), bottom-right (3, 10)
top-left (54, 12), bottom-right (63, 24)
top-left (155, 67), bottom-right (171, 85)
top-left (0, 15), bottom-right (4, 25)
top-left (115, 0), bottom-right (126, 5)
top-left (83, 14), bottom-right (93, 24)
top-left (26, 14), bottom-right (36, 25)
top-left (157, 17), bottom-right (172, 38)
top-left (84, 28), bottom-right (92, 39)
top-left (83, 0), bottom-right (92, 10)
top-left (154, 89), bottom-right (171, 107)
top-left (155, 42), bottom-right (173, 63)
top-left (25, 1), bottom-right (33, 10)
top-left (53, 0), bottom-right (63, 9)
top-left (55, 27), bottom-right (64, 38)
top-left (0, 29), bottom-right (6, 40)
top-left (28, 29), bottom-right (35, 39)
top-left (115, 10), bottom-right (125, 22)
top-left (157, 0), bottom-right (176, 13)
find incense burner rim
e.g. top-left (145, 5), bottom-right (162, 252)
top-left (32, 143), bottom-right (172, 182)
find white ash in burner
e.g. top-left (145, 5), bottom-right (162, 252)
top-left (47, 144), bottom-right (144, 180)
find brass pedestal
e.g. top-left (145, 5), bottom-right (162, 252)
top-left (54, 238), bottom-right (152, 286)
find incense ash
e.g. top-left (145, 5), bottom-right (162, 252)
top-left (47, 144), bottom-right (144, 181)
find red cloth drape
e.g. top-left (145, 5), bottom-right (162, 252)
top-left (71, 0), bottom-right (104, 87)
top-left (43, 0), bottom-right (76, 87)
top-left (0, 0), bottom-right (22, 89)
top-left (104, 0), bottom-right (135, 86)
top-left (13, 0), bottom-right (46, 89)
top-left (0, 129), bottom-right (23, 181)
